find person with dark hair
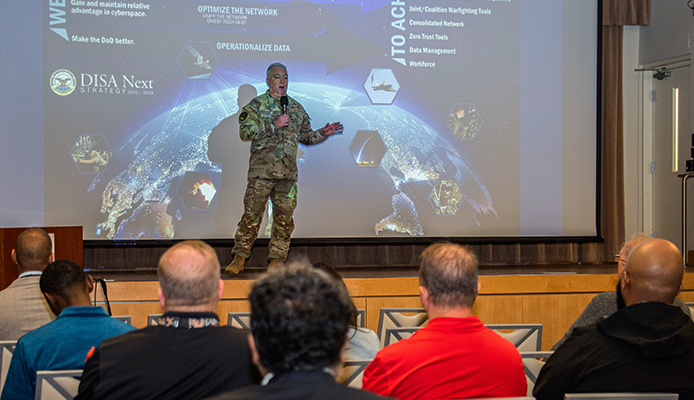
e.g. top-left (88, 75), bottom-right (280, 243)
top-left (312, 262), bottom-right (380, 360)
top-left (76, 240), bottom-right (260, 400)
top-left (551, 232), bottom-right (691, 350)
top-left (225, 62), bottom-right (343, 274)
top-left (208, 263), bottom-right (390, 400)
top-left (534, 239), bottom-right (694, 400)
top-left (0, 228), bottom-right (56, 339)
top-left (1, 259), bottom-right (135, 400)
top-left (362, 242), bottom-right (526, 400)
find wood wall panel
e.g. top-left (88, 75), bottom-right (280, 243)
top-left (473, 295), bottom-right (524, 325)
top-left (522, 293), bottom-right (598, 350)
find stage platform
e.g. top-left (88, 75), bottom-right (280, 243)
top-left (92, 263), bottom-right (694, 351)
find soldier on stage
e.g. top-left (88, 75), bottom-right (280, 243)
top-left (226, 62), bottom-right (343, 275)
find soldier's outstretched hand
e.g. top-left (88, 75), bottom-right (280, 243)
top-left (322, 122), bottom-right (344, 136)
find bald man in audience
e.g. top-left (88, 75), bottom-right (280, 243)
top-left (534, 239), bottom-right (694, 400)
top-left (552, 233), bottom-right (691, 350)
top-left (362, 242), bottom-right (526, 400)
top-left (1, 259), bottom-right (135, 400)
top-left (77, 240), bottom-right (260, 400)
top-left (0, 228), bottom-right (56, 340)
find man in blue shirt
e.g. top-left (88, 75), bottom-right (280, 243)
top-left (0, 259), bottom-right (135, 400)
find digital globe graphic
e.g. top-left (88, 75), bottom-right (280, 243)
top-left (95, 82), bottom-right (496, 239)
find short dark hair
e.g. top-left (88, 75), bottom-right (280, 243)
top-left (249, 263), bottom-right (352, 373)
top-left (158, 241), bottom-right (220, 307)
top-left (419, 242), bottom-right (479, 308)
top-left (40, 259), bottom-right (87, 298)
top-left (15, 228), bottom-right (52, 271)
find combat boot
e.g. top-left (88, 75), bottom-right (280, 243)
top-left (268, 259), bottom-right (284, 269)
top-left (225, 255), bottom-right (245, 275)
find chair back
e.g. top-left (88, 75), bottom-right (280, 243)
top-left (147, 313), bottom-right (163, 326)
top-left (520, 351), bottom-right (553, 396)
top-left (112, 315), bottom-right (131, 324)
top-left (564, 393), bottom-right (678, 400)
top-left (34, 370), bottom-right (82, 400)
top-left (684, 302), bottom-right (694, 321)
top-left (227, 312), bottom-right (251, 329)
top-left (486, 324), bottom-right (543, 352)
top-left (376, 308), bottom-right (427, 347)
top-left (337, 359), bottom-right (372, 389)
top-left (0, 341), bottom-right (17, 394)
top-left (356, 309), bottom-right (366, 328)
top-left (383, 327), bottom-right (420, 346)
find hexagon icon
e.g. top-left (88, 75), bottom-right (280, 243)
top-left (446, 103), bottom-right (482, 140)
top-left (177, 172), bottom-right (217, 210)
top-left (348, 130), bottom-right (387, 167)
top-left (429, 180), bottom-right (463, 215)
top-left (70, 134), bottom-right (112, 174)
top-left (178, 41), bottom-right (218, 80)
top-left (363, 68), bottom-right (399, 105)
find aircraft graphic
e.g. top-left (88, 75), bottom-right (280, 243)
top-left (372, 80), bottom-right (396, 92)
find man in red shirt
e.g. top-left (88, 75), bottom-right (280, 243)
top-left (362, 242), bottom-right (526, 400)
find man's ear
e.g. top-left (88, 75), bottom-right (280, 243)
top-left (43, 292), bottom-right (63, 316)
top-left (218, 279), bottom-right (224, 301)
top-left (11, 249), bottom-right (17, 264)
top-left (158, 287), bottom-right (166, 310)
top-left (419, 286), bottom-right (429, 309)
top-left (86, 275), bottom-right (95, 295)
top-left (48, 253), bottom-right (55, 264)
top-left (621, 271), bottom-right (631, 294)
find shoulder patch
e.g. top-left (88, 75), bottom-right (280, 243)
top-left (239, 111), bottom-right (248, 122)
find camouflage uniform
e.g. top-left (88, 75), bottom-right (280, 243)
top-left (232, 90), bottom-right (328, 261)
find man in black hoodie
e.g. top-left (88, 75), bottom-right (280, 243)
top-left (534, 238), bottom-right (694, 400)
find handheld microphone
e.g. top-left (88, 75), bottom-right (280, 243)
top-left (280, 96), bottom-right (288, 114)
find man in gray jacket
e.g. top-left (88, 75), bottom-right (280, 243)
top-left (0, 228), bottom-right (55, 340)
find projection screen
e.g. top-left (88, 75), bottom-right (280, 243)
top-left (0, 0), bottom-right (599, 240)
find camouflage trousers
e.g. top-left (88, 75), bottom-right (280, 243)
top-left (232, 179), bottom-right (297, 261)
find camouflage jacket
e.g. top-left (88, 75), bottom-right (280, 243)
top-left (239, 91), bottom-right (327, 181)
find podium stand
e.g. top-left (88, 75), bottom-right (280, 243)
top-left (0, 226), bottom-right (83, 290)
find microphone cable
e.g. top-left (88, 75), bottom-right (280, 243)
top-left (92, 276), bottom-right (112, 316)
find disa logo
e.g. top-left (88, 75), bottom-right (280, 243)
top-left (50, 69), bottom-right (76, 96)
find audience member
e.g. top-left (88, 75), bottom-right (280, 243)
top-left (76, 240), bottom-right (260, 400)
top-left (552, 233), bottom-right (691, 350)
top-left (0, 228), bottom-right (56, 339)
top-left (313, 262), bottom-right (380, 360)
top-left (1, 259), bottom-right (135, 400)
top-left (362, 242), bottom-right (526, 400)
top-left (207, 262), bottom-right (390, 400)
top-left (534, 238), bottom-right (694, 400)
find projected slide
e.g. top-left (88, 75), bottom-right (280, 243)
top-left (40, 0), bottom-right (594, 240)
